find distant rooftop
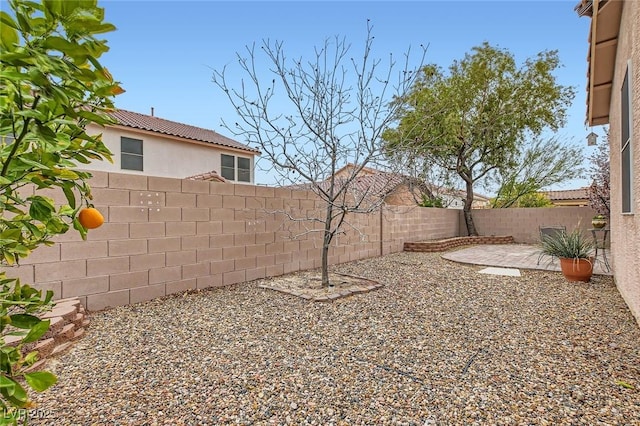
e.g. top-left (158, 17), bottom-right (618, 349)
top-left (108, 109), bottom-right (260, 154)
top-left (544, 188), bottom-right (589, 201)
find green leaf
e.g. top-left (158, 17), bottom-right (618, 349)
top-left (0, 11), bottom-right (18, 30)
top-left (28, 196), bottom-right (55, 222)
top-left (24, 371), bottom-right (57, 392)
top-left (42, 35), bottom-right (75, 53)
top-left (43, 290), bottom-right (54, 305)
top-left (7, 314), bottom-right (40, 330)
top-left (2, 252), bottom-right (16, 266)
top-left (0, 378), bottom-right (28, 407)
top-left (0, 12), bottom-right (18, 50)
top-left (21, 320), bottom-right (50, 344)
top-left (24, 351), bottom-right (39, 365)
top-left (61, 185), bottom-right (76, 210)
top-left (43, 0), bottom-right (63, 17)
top-left (73, 217), bottom-right (87, 240)
top-left (0, 375), bottom-right (17, 390)
top-left (78, 109), bottom-right (107, 124)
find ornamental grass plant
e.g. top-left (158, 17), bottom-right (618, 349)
top-left (540, 229), bottom-right (595, 260)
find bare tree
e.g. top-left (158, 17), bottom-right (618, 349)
top-left (212, 22), bottom-right (425, 286)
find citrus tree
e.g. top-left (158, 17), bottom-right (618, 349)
top-left (0, 0), bottom-right (122, 421)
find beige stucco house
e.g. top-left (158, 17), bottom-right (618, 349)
top-left (576, 0), bottom-right (639, 325)
top-left (83, 109), bottom-right (260, 184)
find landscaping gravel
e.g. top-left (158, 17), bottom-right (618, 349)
top-left (33, 252), bottom-right (640, 425)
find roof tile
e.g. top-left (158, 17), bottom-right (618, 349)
top-left (185, 170), bottom-right (227, 183)
top-left (108, 109), bottom-right (260, 154)
top-left (544, 188), bottom-right (589, 201)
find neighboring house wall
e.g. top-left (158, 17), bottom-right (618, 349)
top-left (84, 124), bottom-right (254, 181)
top-left (439, 194), bottom-right (489, 209)
top-left (441, 194), bottom-right (464, 209)
top-left (607, 0), bottom-right (640, 325)
top-left (382, 184), bottom-right (422, 206)
top-left (472, 198), bottom-right (491, 209)
top-left (82, 126), bottom-right (254, 182)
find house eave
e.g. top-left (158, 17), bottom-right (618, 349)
top-left (578, 0), bottom-right (623, 126)
top-left (106, 124), bottom-right (259, 156)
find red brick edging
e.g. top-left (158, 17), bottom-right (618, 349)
top-left (403, 236), bottom-right (515, 253)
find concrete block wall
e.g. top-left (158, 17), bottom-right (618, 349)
top-left (382, 206), bottom-right (460, 254)
top-left (462, 207), bottom-right (598, 243)
top-left (1, 172), bottom-right (460, 311)
top-left (6, 170), bottom-right (605, 313)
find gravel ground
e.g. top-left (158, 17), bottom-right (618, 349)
top-left (32, 252), bottom-right (639, 425)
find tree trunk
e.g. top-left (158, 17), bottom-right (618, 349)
top-left (321, 203), bottom-right (334, 287)
top-left (464, 180), bottom-right (478, 236)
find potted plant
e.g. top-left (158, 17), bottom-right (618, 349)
top-left (591, 214), bottom-right (607, 229)
top-left (540, 229), bottom-right (595, 282)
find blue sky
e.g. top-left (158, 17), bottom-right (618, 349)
top-left (24, 1), bottom-right (605, 188)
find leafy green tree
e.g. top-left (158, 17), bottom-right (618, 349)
top-left (517, 193), bottom-right (553, 208)
top-left (418, 194), bottom-right (444, 208)
top-left (491, 191), bottom-right (552, 208)
top-left (383, 42), bottom-right (575, 235)
top-left (490, 136), bottom-right (584, 208)
top-left (1, 0), bottom-right (122, 420)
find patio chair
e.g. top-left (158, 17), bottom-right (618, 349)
top-left (537, 225), bottom-right (566, 265)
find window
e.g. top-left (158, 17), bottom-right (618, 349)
top-left (121, 137), bottom-right (143, 171)
top-left (237, 157), bottom-right (251, 182)
top-left (621, 65), bottom-right (632, 213)
top-left (220, 154), bottom-right (251, 182)
top-left (221, 154), bottom-right (235, 180)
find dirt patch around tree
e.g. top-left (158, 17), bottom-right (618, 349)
top-left (257, 270), bottom-right (383, 301)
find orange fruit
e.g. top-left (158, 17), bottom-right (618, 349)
top-left (78, 207), bottom-right (104, 229)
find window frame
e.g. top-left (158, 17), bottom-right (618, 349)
top-left (621, 61), bottom-right (633, 214)
top-left (220, 153), bottom-right (236, 180)
top-left (220, 153), bottom-right (252, 183)
top-left (237, 157), bottom-right (251, 183)
top-left (120, 136), bottom-right (144, 171)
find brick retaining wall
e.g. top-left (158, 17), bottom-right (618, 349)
top-left (403, 236), bottom-right (515, 252)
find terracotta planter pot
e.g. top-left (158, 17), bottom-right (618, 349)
top-left (559, 257), bottom-right (593, 282)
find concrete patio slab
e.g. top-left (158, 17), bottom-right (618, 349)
top-left (442, 244), bottom-right (613, 276)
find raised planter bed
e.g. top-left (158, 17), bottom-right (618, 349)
top-left (404, 235), bottom-right (515, 253)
